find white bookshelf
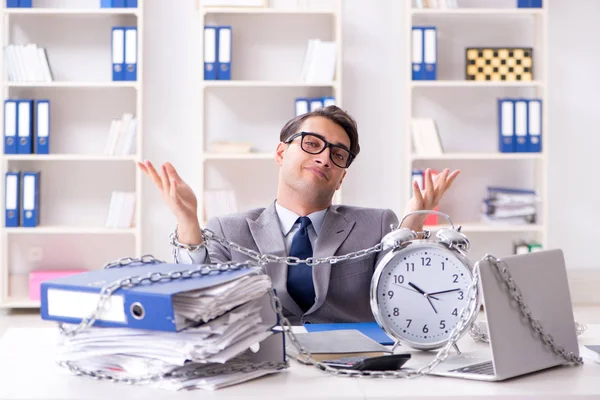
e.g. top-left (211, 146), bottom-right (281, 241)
top-left (198, 0), bottom-right (342, 225)
top-left (405, 0), bottom-right (548, 263)
top-left (0, 0), bottom-right (144, 309)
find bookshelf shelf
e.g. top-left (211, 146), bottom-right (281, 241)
top-left (405, 1), bottom-right (548, 262)
top-left (202, 80), bottom-right (338, 88)
top-left (4, 8), bottom-right (140, 16)
top-left (4, 154), bottom-right (138, 161)
top-left (410, 8), bottom-right (545, 16)
top-left (0, 0), bottom-right (145, 309)
top-left (203, 153), bottom-right (274, 160)
top-left (410, 152), bottom-right (543, 161)
top-left (199, 1), bottom-right (342, 222)
top-left (4, 227), bottom-right (138, 235)
top-left (202, 7), bottom-right (335, 16)
top-left (410, 80), bottom-right (544, 88)
top-left (6, 81), bottom-right (139, 89)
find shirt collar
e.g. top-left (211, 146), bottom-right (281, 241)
top-left (275, 201), bottom-right (328, 236)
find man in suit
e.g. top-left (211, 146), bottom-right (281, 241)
top-left (138, 106), bottom-right (458, 324)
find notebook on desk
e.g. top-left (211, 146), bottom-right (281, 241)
top-left (303, 322), bottom-right (395, 345)
top-left (285, 329), bottom-right (392, 363)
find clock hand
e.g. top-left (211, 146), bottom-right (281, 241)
top-left (429, 288), bottom-right (462, 296)
top-left (392, 283), bottom-right (441, 300)
top-left (427, 297), bottom-right (438, 314)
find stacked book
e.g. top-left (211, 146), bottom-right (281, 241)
top-left (481, 186), bottom-right (539, 225)
top-left (105, 191), bottom-right (136, 229)
top-left (40, 263), bottom-right (286, 391)
top-left (103, 113), bottom-right (137, 156)
top-left (4, 44), bottom-right (53, 82)
top-left (301, 39), bottom-right (337, 83)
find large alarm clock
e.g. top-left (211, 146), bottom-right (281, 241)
top-left (370, 211), bottom-right (480, 351)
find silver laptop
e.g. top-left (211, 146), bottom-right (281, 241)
top-left (429, 249), bottom-right (580, 381)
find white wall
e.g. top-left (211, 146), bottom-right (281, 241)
top-left (142, 0), bottom-right (600, 289)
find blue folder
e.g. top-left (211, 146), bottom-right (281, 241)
top-left (41, 263), bottom-right (263, 332)
top-left (304, 322), bottom-right (395, 346)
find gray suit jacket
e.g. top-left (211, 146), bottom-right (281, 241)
top-left (204, 202), bottom-right (398, 324)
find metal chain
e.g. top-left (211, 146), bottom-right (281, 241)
top-left (57, 227), bottom-right (584, 384)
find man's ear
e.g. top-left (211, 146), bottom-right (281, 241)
top-left (275, 142), bottom-right (287, 166)
top-left (335, 170), bottom-right (347, 191)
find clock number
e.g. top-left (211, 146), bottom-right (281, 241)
top-left (394, 275), bottom-right (405, 284)
top-left (452, 274), bottom-right (459, 283)
top-left (406, 319), bottom-right (412, 328)
top-left (421, 257), bottom-right (431, 266)
top-left (452, 308), bottom-right (458, 316)
top-left (393, 308), bottom-right (399, 316)
top-left (388, 290), bottom-right (394, 299)
top-left (439, 320), bottom-right (446, 329)
top-left (458, 291), bottom-right (464, 300)
top-left (422, 324), bottom-right (429, 333)
top-left (441, 262), bottom-right (445, 271)
top-left (406, 263), bottom-right (415, 272)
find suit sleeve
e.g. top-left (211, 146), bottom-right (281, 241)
top-left (172, 217), bottom-right (232, 265)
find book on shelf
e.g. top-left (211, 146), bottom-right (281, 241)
top-left (208, 141), bottom-right (252, 154)
top-left (415, 0), bottom-right (459, 9)
top-left (4, 44), bottom-right (53, 83)
top-left (411, 118), bottom-right (443, 156)
top-left (105, 191), bottom-right (136, 229)
top-left (103, 113), bottom-right (137, 156)
top-left (301, 39), bottom-right (337, 83)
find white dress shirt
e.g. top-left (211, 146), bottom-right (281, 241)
top-left (176, 202), bottom-right (328, 264)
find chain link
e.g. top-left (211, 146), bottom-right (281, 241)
top-left (56, 227), bottom-right (584, 384)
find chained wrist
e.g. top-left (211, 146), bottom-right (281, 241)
top-left (169, 225), bottom-right (207, 252)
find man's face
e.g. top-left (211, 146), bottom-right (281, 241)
top-left (275, 116), bottom-right (350, 199)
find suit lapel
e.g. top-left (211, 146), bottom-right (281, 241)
top-left (308, 207), bottom-right (355, 314)
top-left (247, 203), bottom-right (303, 317)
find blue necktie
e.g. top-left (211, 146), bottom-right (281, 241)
top-left (287, 216), bottom-right (316, 313)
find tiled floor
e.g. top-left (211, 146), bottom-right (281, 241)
top-left (1, 306), bottom-right (599, 337)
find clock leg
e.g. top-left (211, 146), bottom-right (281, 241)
top-left (392, 341), bottom-right (402, 353)
top-left (452, 343), bottom-right (462, 355)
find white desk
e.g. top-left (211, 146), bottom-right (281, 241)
top-left (1, 325), bottom-right (599, 399)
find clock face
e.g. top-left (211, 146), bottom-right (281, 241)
top-left (371, 243), bottom-right (473, 349)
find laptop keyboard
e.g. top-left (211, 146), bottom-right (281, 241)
top-left (449, 361), bottom-right (495, 375)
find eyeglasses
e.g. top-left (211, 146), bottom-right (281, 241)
top-left (285, 132), bottom-right (355, 169)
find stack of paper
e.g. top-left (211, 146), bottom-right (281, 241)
top-left (105, 191), bottom-right (136, 228)
top-left (41, 265), bottom-right (286, 390)
top-left (481, 186), bottom-right (539, 225)
top-left (103, 113), bottom-right (137, 156)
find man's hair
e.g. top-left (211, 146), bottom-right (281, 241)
top-left (279, 105), bottom-right (360, 157)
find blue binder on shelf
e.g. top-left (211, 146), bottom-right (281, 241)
top-left (101, 0), bottom-right (112, 8)
top-left (411, 27), bottom-right (423, 80)
top-left (514, 99), bottom-right (528, 153)
top-left (16, 100), bottom-right (33, 154)
top-left (6, 0), bottom-right (19, 7)
top-left (309, 98), bottom-right (324, 112)
top-left (21, 171), bottom-right (40, 228)
top-left (295, 98), bottom-right (309, 116)
top-left (113, 0), bottom-right (125, 7)
top-left (217, 26), bottom-right (232, 80)
top-left (322, 96), bottom-right (336, 107)
top-left (498, 98), bottom-right (515, 153)
top-left (518, 0), bottom-right (542, 7)
top-left (19, 0), bottom-right (31, 7)
top-left (204, 26), bottom-right (218, 80)
top-left (4, 100), bottom-right (17, 154)
top-left (40, 264), bottom-right (269, 332)
top-left (527, 99), bottom-right (542, 152)
top-left (422, 26), bottom-right (437, 80)
top-left (126, 0), bottom-right (137, 7)
top-left (304, 322), bottom-right (395, 346)
top-left (124, 27), bottom-right (138, 81)
top-left (111, 27), bottom-right (125, 81)
top-left (4, 171), bottom-right (20, 227)
top-left (35, 100), bottom-right (50, 154)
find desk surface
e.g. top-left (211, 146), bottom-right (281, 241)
top-left (0, 324), bottom-right (599, 399)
